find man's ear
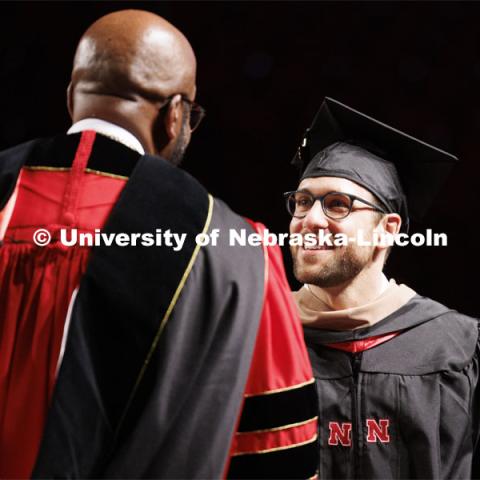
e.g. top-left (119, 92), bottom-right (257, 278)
top-left (383, 213), bottom-right (402, 236)
top-left (163, 94), bottom-right (182, 140)
top-left (374, 213), bottom-right (402, 251)
top-left (67, 83), bottom-right (73, 120)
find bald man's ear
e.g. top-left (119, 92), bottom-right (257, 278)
top-left (67, 83), bottom-right (74, 120)
top-left (163, 94), bottom-right (183, 140)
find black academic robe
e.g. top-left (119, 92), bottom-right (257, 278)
top-left (0, 133), bottom-right (307, 479)
top-left (304, 295), bottom-right (480, 479)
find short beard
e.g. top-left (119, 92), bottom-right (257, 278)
top-left (293, 245), bottom-right (374, 288)
top-left (169, 107), bottom-right (189, 167)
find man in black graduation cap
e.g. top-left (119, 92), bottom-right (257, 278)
top-left (285, 97), bottom-right (480, 478)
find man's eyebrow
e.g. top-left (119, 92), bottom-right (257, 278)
top-left (297, 188), bottom-right (336, 195)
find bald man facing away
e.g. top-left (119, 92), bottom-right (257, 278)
top-left (0, 10), bottom-right (318, 479)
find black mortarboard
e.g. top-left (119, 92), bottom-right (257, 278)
top-left (292, 97), bottom-right (458, 232)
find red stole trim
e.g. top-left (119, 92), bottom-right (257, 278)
top-left (325, 332), bottom-right (400, 353)
top-left (60, 130), bottom-right (96, 225)
top-left (0, 131), bottom-right (102, 479)
top-left (224, 220), bottom-right (317, 478)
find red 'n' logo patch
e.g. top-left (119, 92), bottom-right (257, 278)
top-left (328, 422), bottom-right (352, 446)
top-left (366, 419), bottom-right (390, 443)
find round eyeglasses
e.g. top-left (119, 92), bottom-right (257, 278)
top-left (284, 190), bottom-right (387, 220)
top-left (179, 96), bottom-right (206, 132)
top-left (159, 95), bottom-right (206, 132)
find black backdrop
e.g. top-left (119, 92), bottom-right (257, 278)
top-left (0, 1), bottom-right (478, 317)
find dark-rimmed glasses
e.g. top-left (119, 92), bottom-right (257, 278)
top-left (284, 190), bottom-right (387, 220)
top-left (160, 95), bottom-right (206, 132)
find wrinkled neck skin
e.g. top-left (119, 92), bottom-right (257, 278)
top-left (308, 260), bottom-right (388, 311)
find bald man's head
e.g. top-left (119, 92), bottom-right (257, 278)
top-left (68, 10), bottom-right (198, 161)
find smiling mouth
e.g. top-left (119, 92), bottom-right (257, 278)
top-left (296, 231), bottom-right (338, 252)
top-left (301, 244), bottom-right (335, 251)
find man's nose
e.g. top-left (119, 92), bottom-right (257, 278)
top-left (303, 201), bottom-right (329, 230)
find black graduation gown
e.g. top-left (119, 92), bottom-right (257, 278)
top-left (304, 295), bottom-right (480, 479)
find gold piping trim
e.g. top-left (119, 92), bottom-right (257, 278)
top-left (232, 432), bottom-right (318, 456)
top-left (115, 193), bottom-right (214, 435)
top-left (22, 165), bottom-right (129, 180)
top-left (23, 165), bottom-right (70, 172)
top-left (236, 416), bottom-right (318, 435)
top-left (244, 377), bottom-right (315, 397)
top-left (84, 168), bottom-right (129, 180)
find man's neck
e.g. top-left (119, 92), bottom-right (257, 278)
top-left (307, 265), bottom-right (390, 311)
top-left (67, 118), bottom-right (145, 155)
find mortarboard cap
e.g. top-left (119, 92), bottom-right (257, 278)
top-left (292, 97), bottom-right (458, 232)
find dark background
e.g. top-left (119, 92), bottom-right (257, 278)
top-left (0, 1), bottom-right (478, 316)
